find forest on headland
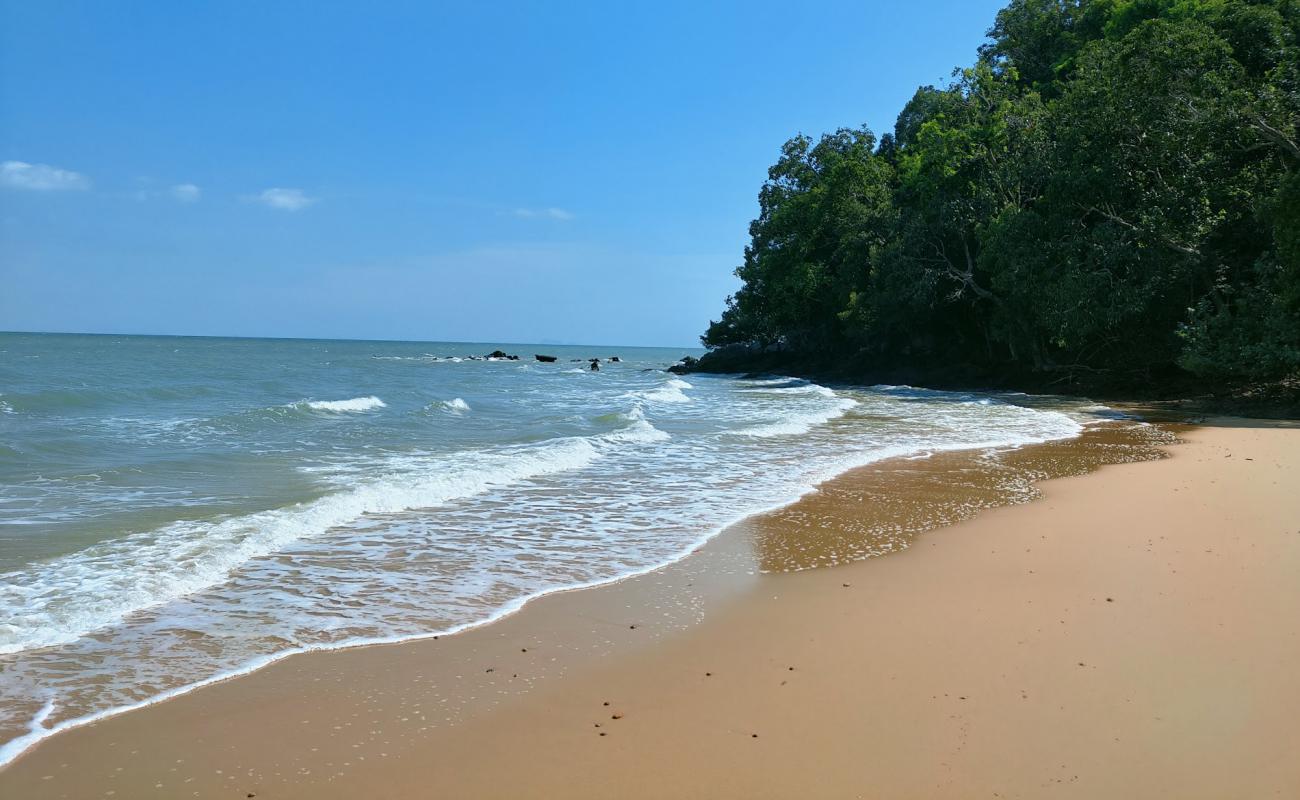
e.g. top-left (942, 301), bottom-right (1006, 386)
top-left (696, 0), bottom-right (1299, 401)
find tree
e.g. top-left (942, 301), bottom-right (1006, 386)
top-left (703, 0), bottom-right (1300, 386)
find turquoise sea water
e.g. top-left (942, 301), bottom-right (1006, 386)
top-left (0, 332), bottom-right (1090, 763)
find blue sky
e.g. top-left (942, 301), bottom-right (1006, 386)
top-left (1, 0), bottom-right (1005, 347)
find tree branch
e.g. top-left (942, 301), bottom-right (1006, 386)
top-left (1248, 114), bottom-right (1300, 162)
top-left (1080, 205), bottom-right (1201, 257)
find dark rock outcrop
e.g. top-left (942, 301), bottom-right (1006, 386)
top-left (535, 354), bottom-right (558, 363)
top-left (667, 355), bottom-right (699, 374)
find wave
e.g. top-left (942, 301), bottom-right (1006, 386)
top-left (644, 377), bottom-right (693, 403)
top-left (606, 406), bottom-right (671, 443)
top-left (437, 398), bottom-right (471, 413)
top-left (739, 383), bottom-right (837, 398)
top-left (624, 377), bottom-right (693, 404)
top-left (731, 396), bottom-right (858, 438)
top-left (0, 412), bottom-right (667, 657)
top-left (300, 396), bottom-right (387, 413)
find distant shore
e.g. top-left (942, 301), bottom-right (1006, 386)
top-left (3, 418), bottom-right (1297, 798)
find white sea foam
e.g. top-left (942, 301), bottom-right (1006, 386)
top-left (607, 406), bottom-right (672, 443)
top-left (438, 398), bottom-right (471, 413)
top-left (0, 414), bottom-right (665, 656)
top-left (302, 396), bottom-right (387, 412)
top-left (731, 396), bottom-right (858, 438)
top-left (624, 377), bottom-right (693, 404)
top-left (643, 377), bottom-right (693, 403)
top-left (741, 383), bottom-right (837, 398)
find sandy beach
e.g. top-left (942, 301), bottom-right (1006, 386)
top-left (3, 418), bottom-right (1298, 799)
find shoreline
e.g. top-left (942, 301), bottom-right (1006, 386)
top-left (0, 396), bottom-right (1104, 770)
top-left (3, 416), bottom-right (1297, 797)
top-left (674, 351), bottom-right (1300, 420)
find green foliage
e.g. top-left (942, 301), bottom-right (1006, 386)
top-left (704, 0), bottom-right (1300, 384)
top-left (703, 128), bottom-right (895, 350)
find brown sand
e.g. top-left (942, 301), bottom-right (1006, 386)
top-left (3, 420), bottom-right (1298, 798)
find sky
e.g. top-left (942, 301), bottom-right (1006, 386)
top-left (1, 0), bottom-right (1006, 347)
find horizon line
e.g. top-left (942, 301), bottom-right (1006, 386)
top-left (0, 329), bottom-right (705, 352)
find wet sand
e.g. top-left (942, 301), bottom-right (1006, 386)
top-left (3, 419), bottom-right (1298, 798)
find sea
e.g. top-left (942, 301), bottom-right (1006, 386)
top-left (0, 332), bottom-right (1097, 764)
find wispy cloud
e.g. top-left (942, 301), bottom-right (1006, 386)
top-left (1, 160), bottom-right (91, 191)
top-left (513, 207), bottom-right (574, 221)
top-left (255, 187), bottom-right (316, 211)
top-left (170, 183), bottom-right (201, 203)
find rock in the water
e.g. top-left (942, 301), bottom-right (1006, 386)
top-left (487, 350), bottom-right (512, 359)
top-left (535, 354), bottom-right (558, 363)
top-left (667, 355), bottom-right (699, 374)
top-left (609, 356), bottom-right (621, 362)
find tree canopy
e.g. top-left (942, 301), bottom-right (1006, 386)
top-left (704, 0), bottom-right (1300, 385)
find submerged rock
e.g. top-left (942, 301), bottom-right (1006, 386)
top-left (535, 354), bottom-right (558, 363)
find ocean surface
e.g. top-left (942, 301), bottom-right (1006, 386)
top-left (0, 332), bottom-right (1095, 764)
